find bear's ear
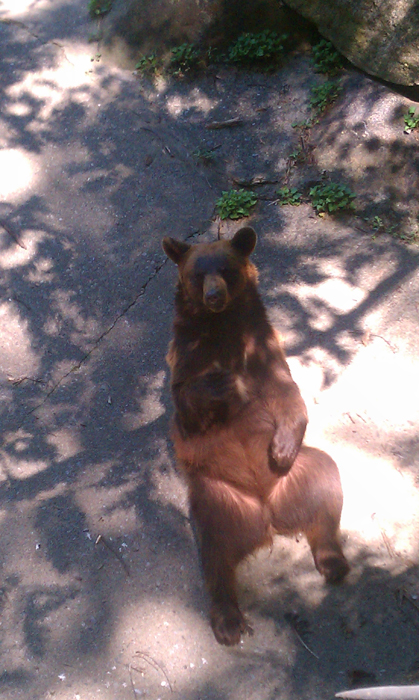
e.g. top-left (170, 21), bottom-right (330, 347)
top-left (231, 227), bottom-right (257, 257)
top-left (162, 237), bottom-right (191, 265)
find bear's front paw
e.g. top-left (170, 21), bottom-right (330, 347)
top-left (269, 417), bottom-right (307, 473)
top-left (205, 370), bottom-right (237, 400)
top-left (210, 603), bottom-right (252, 646)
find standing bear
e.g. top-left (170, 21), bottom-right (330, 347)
top-left (163, 227), bottom-right (349, 646)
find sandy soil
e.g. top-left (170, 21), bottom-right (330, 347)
top-left (0, 2), bottom-right (418, 699)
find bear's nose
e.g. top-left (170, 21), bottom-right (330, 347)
top-left (205, 288), bottom-right (223, 304)
top-left (204, 288), bottom-right (226, 312)
top-left (203, 276), bottom-right (227, 312)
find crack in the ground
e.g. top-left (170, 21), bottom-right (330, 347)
top-left (28, 258), bottom-right (169, 415)
top-left (0, 18), bottom-right (75, 65)
top-left (27, 226), bottom-right (206, 416)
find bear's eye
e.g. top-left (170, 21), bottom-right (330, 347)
top-left (192, 272), bottom-right (204, 287)
top-left (222, 268), bottom-right (239, 284)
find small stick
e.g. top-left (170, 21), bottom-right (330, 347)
top-left (205, 117), bottom-right (243, 130)
top-left (128, 664), bottom-right (137, 699)
top-left (292, 627), bottom-right (319, 659)
top-left (286, 617), bottom-right (319, 659)
top-left (233, 177), bottom-right (279, 187)
top-left (95, 534), bottom-right (130, 577)
top-left (9, 376), bottom-right (45, 386)
top-left (0, 219), bottom-right (27, 249)
top-left (344, 412), bottom-right (356, 424)
top-left (370, 334), bottom-right (398, 353)
top-left (135, 651), bottom-right (173, 692)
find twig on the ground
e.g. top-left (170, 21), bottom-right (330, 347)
top-left (370, 334), bottom-right (398, 353)
top-left (128, 664), bottom-right (137, 699)
top-left (134, 651), bottom-right (173, 692)
top-left (286, 617), bottom-right (319, 659)
top-left (395, 585), bottom-right (419, 615)
top-left (95, 534), bottom-right (130, 577)
top-left (205, 117), bottom-right (243, 130)
top-left (233, 176), bottom-right (279, 187)
top-left (344, 412), bottom-right (356, 424)
top-left (0, 219), bottom-right (27, 249)
top-left (292, 627), bottom-right (319, 659)
top-left (9, 376), bottom-right (45, 386)
top-left (381, 530), bottom-right (398, 559)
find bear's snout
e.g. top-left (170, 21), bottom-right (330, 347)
top-left (203, 274), bottom-right (228, 312)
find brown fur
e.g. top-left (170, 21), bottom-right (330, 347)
top-left (163, 227), bottom-right (349, 646)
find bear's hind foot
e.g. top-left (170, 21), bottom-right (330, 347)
top-left (315, 550), bottom-right (350, 584)
top-left (210, 602), bottom-right (253, 646)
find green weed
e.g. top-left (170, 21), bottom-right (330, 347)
top-left (289, 146), bottom-right (303, 162)
top-left (292, 117), bottom-right (318, 130)
top-left (310, 81), bottom-right (342, 114)
top-left (309, 182), bottom-right (356, 214)
top-left (228, 31), bottom-right (287, 68)
top-left (312, 39), bottom-right (343, 75)
top-left (403, 106), bottom-right (419, 134)
top-left (363, 215), bottom-right (418, 243)
top-left (277, 186), bottom-right (302, 205)
top-left (367, 215), bottom-right (385, 232)
top-left (193, 146), bottom-right (220, 164)
top-left (394, 229), bottom-right (419, 244)
top-left (170, 43), bottom-right (201, 73)
top-left (88, 0), bottom-right (112, 17)
top-left (216, 189), bottom-right (258, 219)
top-left (206, 46), bottom-right (226, 64)
top-left (135, 54), bottom-right (160, 74)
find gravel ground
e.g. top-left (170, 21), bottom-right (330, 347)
top-left (0, 2), bottom-right (418, 699)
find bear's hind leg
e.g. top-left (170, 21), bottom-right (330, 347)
top-left (268, 446), bottom-right (349, 583)
top-left (189, 475), bottom-right (270, 646)
top-left (305, 514), bottom-right (350, 583)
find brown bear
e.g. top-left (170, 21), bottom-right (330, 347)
top-left (163, 226), bottom-right (349, 646)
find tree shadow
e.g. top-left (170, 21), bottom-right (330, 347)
top-left (0, 6), bottom-right (418, 698)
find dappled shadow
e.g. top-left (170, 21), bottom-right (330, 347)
top-left (257, 552), bottom-right (419, 696)
top-left (258, 224), bottom-right (419, 370)
top-left (23, 584), bottom-right (81, 658)
top-left (0, 4), bottom-right (418, 699)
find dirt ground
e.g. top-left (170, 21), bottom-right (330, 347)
top-left (0, 2), bottom-right (419, 699)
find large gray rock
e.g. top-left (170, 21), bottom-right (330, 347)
top-left (283, 0), bottom-right (419, 85)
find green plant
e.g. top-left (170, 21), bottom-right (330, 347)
top-left (292, 117), bottom-right (318, 130)
top-left (369, 215), bottom-right (385, 231)
top-left (394, 229), bottom-right (419, 244)
top-left (206, 46), bottom-right (226, 64)
top-left (216, 189), bottom-right (258, 219)
top-left (364, 215), bottom-right (402, 240)
top-left (277, 186), bottom-right (302, 205)
top-left (309, 182), bottom-right (356, 214)
top-left (364, 215), bottom-right (386, 239)
top-left (88, 0), bottom-right (112, 17)
top-left (312, 39), bottom-right (343, 75)
top-left (289, 146), bottom-right (303, 162)
top-left (193, 146), bottom-right (219, 164)
top-left (310, 81), bottom-right (342, 113)
top-left (403, 106), bottom-right (419, 134)
top-left (170, 43), bottom-right (201, 73)
top-left (288, 143), bottom-right (313, 164)
top-left (364, 214), bottom-right (419, 243)
top-left (135, 54), bottom-right (160, 74)
top-left (228, 30), bottom-right (287, 67)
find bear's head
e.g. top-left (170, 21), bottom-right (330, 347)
top-left (162, 227), bottom-right (257, 313)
